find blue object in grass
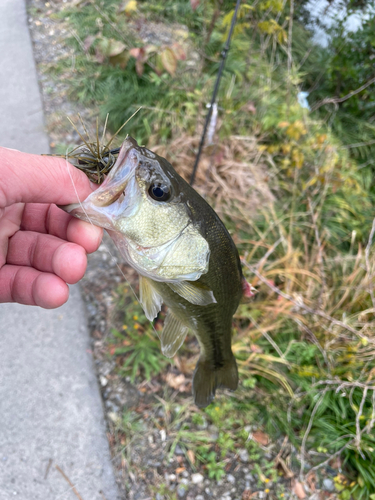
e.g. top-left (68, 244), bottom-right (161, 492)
top-left (297, 91), bottom-right (310, 110)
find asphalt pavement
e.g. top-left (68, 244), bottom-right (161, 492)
top-left (0, 1), bottom-right (120, 498)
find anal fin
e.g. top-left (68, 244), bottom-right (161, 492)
top-left (160, 309), bottom-right (188, 358)
top-left (139, 275), bottom-right (163, 321)
top-left (192, 355), bottom-right (238, 408)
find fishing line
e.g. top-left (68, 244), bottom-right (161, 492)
top-left (190, 0), bottom-right (242, 186)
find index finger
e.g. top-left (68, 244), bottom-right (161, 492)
top-left (0, 147), bottom-right (94, 207)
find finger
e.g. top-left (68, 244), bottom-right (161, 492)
top-left (0, 204), bottom-right (24, 267)
top-left (66, 218), bottom-right (103, 254)
top-left (20, 204), bottom-right (103, 253)
top-left (7, 231), bottom-right (88, 284)
top-left (0, 265), bottom-right (69, 308)
top-left (0, 147), bottom-right (96, 207)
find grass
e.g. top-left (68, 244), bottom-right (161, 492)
top-left (36, 0), bottom-right (375, 497)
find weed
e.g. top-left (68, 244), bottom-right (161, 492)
top-left (109, 284), bottom-right (168, 381)
top-left (48, 0), bottom-right (375, 496)
top-left (205, 454), bottom-right (226, 481)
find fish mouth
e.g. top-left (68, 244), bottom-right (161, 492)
top-left (61, 137), bottom-right (139, 223)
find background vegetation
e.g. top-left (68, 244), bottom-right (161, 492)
top-left (40, 0), bottom-right (375, 497)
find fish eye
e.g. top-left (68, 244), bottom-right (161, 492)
top-left (148, 183), bottom-right (171, 202)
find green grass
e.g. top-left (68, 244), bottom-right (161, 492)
top-left (40, 0), bottom-right (375, 496)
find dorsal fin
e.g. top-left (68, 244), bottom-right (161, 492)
top-left (139, 275), bottom-right (163, 321)
top-left (160, 309), bottom-right (188, 358)
top-left (167, 281), bottom-right (216, 306)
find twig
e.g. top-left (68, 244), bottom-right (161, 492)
top-left (365, 218), bottom-right (375, 310)
top-left (286, 0), bottom-right (294, 115)
top-left (299, 388), bottom-right (329, 478)
top-left (68, 28), bottom-right (89, 58)
top-left (366, 390), bottom-right (375, 432)
top-left (244, 264), bottom-right (374, 344)
top-left (293, 319), bottom-right (331, 368)
top-left (308, 198), bottom-right (327, 306)
top-left (308, 387), bottom-right (373, 472)
top-left (254, 237), bottom-right (284, 270)
top-left (44, 458), bottom-right (53, 480)
top-left (296, 46), bottom-right (313, 71)
top-left (55, 465), bottom-right (84, 500)
top-left (92, 4), bottom-right (128, 46)
top-left (309, 439), bottom-right (355, 472)
top-left (313, 380), bottom-right (375, 391)
top-left (248, 314), bottom-right (287, 360)
top-left (311, 76), bottom-right (375, 112)
top-left (341, 138), bottom-right (375, 150)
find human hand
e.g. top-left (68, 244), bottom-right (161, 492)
top-left (0, 147), bottom-right (103, 308)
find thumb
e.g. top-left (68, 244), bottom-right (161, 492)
top-left (0, 147), bottom-right (95, 207)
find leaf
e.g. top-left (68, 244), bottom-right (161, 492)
top-left (171, 42), bottom-right (186, 61)
top-left (144, 44), bottom-right (158, 55)
top-left (95, 37), bottom-right (110, 63)
top-left (161, 47), bottom-right (177, 76)
top-left (129, 47), bottom-right (147, 75)
top-left (187, 449), bottom-right (195, 465)
top-left (252, 430), bottom-right (269, 446)
top-left (155, 54), bottom-right (164, 76)
top-left (129, 47), bottom-right (142, 58)
top-left (83, 35), bottom-right (96, 52)
top-left (190, 0), bottom-right (200, 10)
top-left (95, 37), bottom-right (126, 62)
top-left (293, 481), bottom-right (307, 499)
top-left (136, 59), bottom-right (144, 76)
top-left (165, 372), bottom-right (186, 389)
top-left (119, 0), bottom-right (137, 14)
top-left (108, 40), bottom-right (126, 57)
top-left (109, 51), bottom-right (129, 69)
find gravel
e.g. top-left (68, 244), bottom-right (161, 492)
top-left (238, 449), bottom-right (249, 463)
top-left (323, 478), bottom-right (335, 492)
top-left (191, 473), bottom-right (204, 484)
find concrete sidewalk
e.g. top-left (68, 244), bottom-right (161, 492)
top-left (0, 1), bottom-right (120, 499)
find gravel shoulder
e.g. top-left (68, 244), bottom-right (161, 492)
top-left (0, 1), bottom-right (118, 498)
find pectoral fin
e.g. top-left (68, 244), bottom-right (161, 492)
top-left (167, 281), bottom-right (216, 306)
top-left (160, 309), bottom-right (188, 358)
top-left (139, 276), bottom-right (163, 321)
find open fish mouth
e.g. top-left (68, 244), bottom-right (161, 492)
top-left (62, 137), bottom-right (139, 226)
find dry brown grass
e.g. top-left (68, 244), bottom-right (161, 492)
top-left (152, 134), bottom-right (275, 219)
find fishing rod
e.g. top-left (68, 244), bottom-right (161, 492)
top-left (190, 0), bottom-right (242, 186)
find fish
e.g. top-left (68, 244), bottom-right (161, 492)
top-left (63, 136), bottom-right (248, 408)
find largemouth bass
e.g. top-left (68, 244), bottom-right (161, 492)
top-left (64, 137), bottom-right (246, 408)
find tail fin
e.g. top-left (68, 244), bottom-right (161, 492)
top-left (192, 356), bottom-right (238, 408)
